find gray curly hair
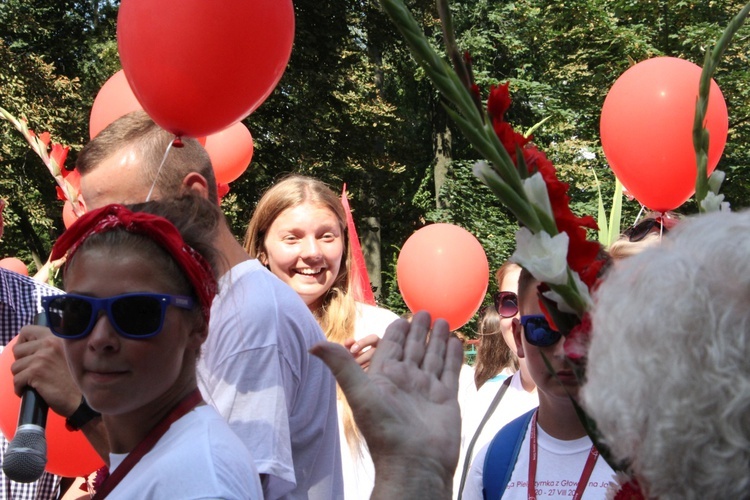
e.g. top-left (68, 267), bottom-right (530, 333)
top-left (582, 209), bottom-right (750, 500)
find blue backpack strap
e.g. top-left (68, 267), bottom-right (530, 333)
top-left (482, 409), bottom-right (536, 500)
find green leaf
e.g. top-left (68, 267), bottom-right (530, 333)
top-left (592, 169), bottom-right (609, 246)
top-left (607, 179), bottom-right (624, 246)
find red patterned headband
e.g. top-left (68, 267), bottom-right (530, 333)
top-left (51, 204), bottom-right (218, 324)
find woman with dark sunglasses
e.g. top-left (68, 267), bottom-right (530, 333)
top-left (45, 199), bottom-right (261, 499)
top-left (608, 212), bottom-right (681, 260)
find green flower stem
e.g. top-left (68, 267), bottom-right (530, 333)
top-left (548, 271), bottom-right (588, 317)
top-left (694, 2), bottom-right (750, 211)
top-left (444, 107), bottom-right (525, 193)
top-left (380, 0), bottom-right (525, 193)
top-left (473, 162), bottom-right (541, 231)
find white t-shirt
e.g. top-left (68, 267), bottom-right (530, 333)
top-left (107, 405), bottom-right (262, 499)
top-left (198, 260), bottom-right (343, 500)
top-left (340, 302), bottom-right (399, 499)
top-left (454, 371), bottom-right (538, 498)
top-left (463, 416), bottom-right (615, 500)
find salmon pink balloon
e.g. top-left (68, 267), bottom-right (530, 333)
top-left (600, 57), bottom-right (728, 212)
top-left (397, 224), bottom-right (489, 331)
top-left (203, 123), bottom-right (254, 184)
top-left (0, 258), bottom-right (28, 276)
top-left (89, 70), bottom-right (142, 140)
top-left (117, 0), bottom-right (295, 138)
top-left (0, 337), bottom-right (105, 477)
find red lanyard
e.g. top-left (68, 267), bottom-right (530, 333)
top-left (527, 411), bottom-right (598, 500)
top-left (92, 388), bottom-right (204, 499)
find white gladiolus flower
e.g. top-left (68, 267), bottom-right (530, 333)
top-left (700, 191), bottom-right (731, 213)
top-left (523, 172), bottom-right (554, 220)
top-left (707, 169), bottom-right (726, 194)
top-left (511, 228), bottom-right (569, 285)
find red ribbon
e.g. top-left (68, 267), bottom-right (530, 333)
top-left (341, 184), bottom-right (375, 306)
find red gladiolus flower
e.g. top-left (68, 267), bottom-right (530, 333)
top-left (537, 294), bottom-right (560, 333)
top-left (614, 478), bottom-right (645, 500)
top-left (578, 257), bottom-right (608, 291)
top-left (50, 143), bottom-right (70, 169)
top-left (470, 83), bottom-right (481, 103)
top-left (487, 83), bottom-right (512, 121)
top-left (564, 313), bottom-right (591, 361)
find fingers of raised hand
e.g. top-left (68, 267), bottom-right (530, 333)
top-left (402, 311), bottom-right (431, 367)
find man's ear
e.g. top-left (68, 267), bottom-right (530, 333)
top-left (187, 318), bottom-right (209, 353)
top-left (513, 318), bottom-right (525, 359)
top-left (182, 173), bottom-right (210, 199)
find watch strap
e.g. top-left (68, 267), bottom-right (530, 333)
top-left (65, 397), bottom-right (101, 431)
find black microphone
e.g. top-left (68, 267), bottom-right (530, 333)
top-left (2, 312), bottom-right (49, 483)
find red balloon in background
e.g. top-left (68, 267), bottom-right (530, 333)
top-left (89, 70), bottom-right (142, 140)
top-left (117, 0), bottom-right (295, 138)
top-left (0, 337), bottom-right (105, 477)
top-left (203, 123), bottom-right (254, 184)
top-left (600, 57), bottom-right (728, 212)
top-left (0, 258), bottom-right (28, 276)
top-left (397, 224), bottom-right (489, 331)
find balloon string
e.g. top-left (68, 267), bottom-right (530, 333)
top-left (633, 205), bottom-right (646, 225)
top-left (146, 138), bottom-right (175, 202)
top-left (659, 211), bottom-right (665, 240)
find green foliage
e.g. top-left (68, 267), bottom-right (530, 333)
top-left (0, 1), bottom-right (117, 273)
top-left (0, 0), bottom-right (748, 312)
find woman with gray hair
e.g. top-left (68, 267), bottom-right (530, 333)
top-left (582, 209), bottom-right (750, 499)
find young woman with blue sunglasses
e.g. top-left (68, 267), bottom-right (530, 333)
top-left (45, 199), bottom-right (261, 499)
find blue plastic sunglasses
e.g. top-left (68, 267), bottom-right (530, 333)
top-left (42, 293), bottom-right (195, 340)
top-left (520, 314), bottom-right (562, 347)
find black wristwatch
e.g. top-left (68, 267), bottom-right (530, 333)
top-left (65, 397), bottom-right (101, 431)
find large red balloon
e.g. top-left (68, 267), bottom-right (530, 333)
top-left (397, 224), bottom-right (489, 331)
top-left (600, 57), bottom-right (728, 212)
top-left (117, 0), bottom-right (295, 138)
top-left (203, 123), bottom-right (254, 184)
top-left (0, 337), bottom-right (104, 477)
top-left (89, 70), bottom-right (143, 140)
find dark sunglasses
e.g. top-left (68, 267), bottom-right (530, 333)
top-left (42, 293), bottom-right (195, 340)
top-left (520, 314), bottom-right (562, 347)
top-left (622, 217), bottom-right (667, 242)
top-left (493, 291), bottom-right (519, 318)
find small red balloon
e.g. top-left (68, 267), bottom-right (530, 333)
top-left (117, 0), bottom-right (295, 137)
top-left (89, 70), bottom-right (143, 140)
top-left (0, 337), bottom-right (105, 477)
top-left (203, 123), bottom-right (254, 184)
top-left (0, 258), bottom-right (28, 276)
top-left (397, 224), bottom-right (489, 331)
top-left (600, 57), bottom-right (728, 212)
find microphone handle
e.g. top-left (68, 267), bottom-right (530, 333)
top-left (20, 312), bottom-right (50, 428)
top-left (17, 388), bottom-right (48, 429)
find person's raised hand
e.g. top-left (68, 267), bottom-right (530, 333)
top-left (11, 324), bottom-right (82, 418)
top-left (310, 311), bottom-right (463, 500)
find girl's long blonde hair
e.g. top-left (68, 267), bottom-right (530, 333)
top-left (244, 174), bottom-right (364, 453)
